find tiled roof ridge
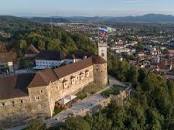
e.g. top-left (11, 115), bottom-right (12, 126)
top-left (28, 56), bottom-right (106, 88)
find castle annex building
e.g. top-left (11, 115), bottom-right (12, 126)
top-left (0, 56), bottom-right (107, 127)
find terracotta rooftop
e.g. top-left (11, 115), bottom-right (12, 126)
top-left (0, 50), bottom-right (17, 63)
top-left (25, 44), bottom-right (40, 54)
top-left (0, 74), bottom-right (34, 100)
top-left (0, 43), bottom-right (7, 53)
top-left (92, 55), bottom-right (106, 64)
top-left (28, 56), bottom-right (106, 88)
top-left (36, 50), bottom-right (65, 60)
top-left (66, 51), bottom-right (93, 59)
top-left (28, 69), bottom-right (58, 88)
top-left (0, 56), bottom-right (106, 99)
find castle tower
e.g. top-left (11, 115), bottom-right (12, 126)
top-left (93, 56), bottom-right (108, 86)
top-left (98, 27), bottom-right (108, 61)
top-left (98, 42), bottom-right (107, 61)
top-left (93, 27), bottom-right (108, 86)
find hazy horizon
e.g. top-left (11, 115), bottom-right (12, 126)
top-left (0, 0), bottom-right (173, 17)
top-left (1, 13), bottom-right (174, 18)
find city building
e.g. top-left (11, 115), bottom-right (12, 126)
top-left (34, 51), bottom-right (65, 70)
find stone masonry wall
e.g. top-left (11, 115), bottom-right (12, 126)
top-left (0, 62), bottom-right (107, 128)
top-left (93, 63), bottom-right (108, 86)
top-left (47, 65), bottom-right (94, 116)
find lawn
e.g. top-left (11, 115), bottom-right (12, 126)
top-left (76, 83), bottom-right (104, 100)
top-left (101, 85), bottom-right (124, 97)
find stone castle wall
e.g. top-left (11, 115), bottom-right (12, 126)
top-left (47, 65), bottom-right (94, 116)
top-left (0, 63), bottom-right (107, 128)
top-left (0, 86), bottom-right (51, 128)
top-left (0, 96), bottom-right (32, 127)
top-left (93, 63), bottom-right (108, 86)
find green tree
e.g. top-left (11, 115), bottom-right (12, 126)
top-left (90, 112), bottom-right (112, 130)
top-left (24, 120), bottom-right (46, 130)
top-left (64, 117), bottom-right (91, 130)
top-left (126, 65), bottom-right (138, 83)
top-left (19, 39), bottom-right (27, 51)
top-left (138, 69), bottom-right (146, 83)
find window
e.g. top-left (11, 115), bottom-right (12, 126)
top-left (35, 96), bottom-right (40, 101)
top-left (21, 100), bottom-right (23, 104)
top-left (40, 90), bottom-right (43, 93)
top-left (85, 70), bottom-right (89, 77)
top-left (63, 80), bottom-right (68, 89)
top-left (80, 72), bottom-right (85, 80)
top-left (101, 53), bottom-right (105, 57)
top-left (63, 82), bottom-right (68, 88)
top-left (12, 101), bottom-right (15, 107)
top-left (71, 76), bottom-right (75, 85)
top-left (76, 75), bottom-right (79, 81)
top-left (2, 102), bottom-right (5, 106)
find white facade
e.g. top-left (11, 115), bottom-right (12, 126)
top-left (34, 59), bottom-right (75, 70)
top-left (35, 60), bottom-right (64, 69)
top-left (115, 48), bottom-right (130, 54)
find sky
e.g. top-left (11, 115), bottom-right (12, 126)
top-left (0, 0), bottom-right (173, 17)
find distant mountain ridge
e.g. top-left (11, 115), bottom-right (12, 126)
top-left (112, 14), bottom-right (174, 23)
top-left (1, 14), bottom-right (174, 24)
top-left (27, 14), bottom-right (174, 24)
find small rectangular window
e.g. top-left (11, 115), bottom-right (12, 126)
top-left (2, 103), bottom-right (5, 106)
top-left (12, 101), bottom-right (15, 107)
top-left (35, 96), bottom-right (40, 101)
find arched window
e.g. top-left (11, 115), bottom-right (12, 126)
top-left (71, 76), bottom-right (76, 85)
top-left (63, 79), bottom-right (68, 89)
top-left (85, 70), bottom-right (90, 77)
top-left (80, 72), bottom-right (85, 80)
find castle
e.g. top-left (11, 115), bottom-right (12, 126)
top-left (0, 42), bottom-right (108, 127)
top-left (0, 27), bottom-right (109, 127)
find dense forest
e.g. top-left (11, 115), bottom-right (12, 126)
top-left (0, 16), bottom-right (97, 57)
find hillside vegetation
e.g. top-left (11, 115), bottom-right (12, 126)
top-left (0, 16), bottom-right (97, 56)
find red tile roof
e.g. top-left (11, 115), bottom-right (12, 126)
top-left (0, 74), bottom-right (34, 100)
top-left (28, 56), bottom-right (106, 88)
top-left (0, 56), bottom-right (106, 99)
